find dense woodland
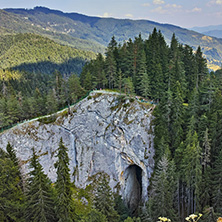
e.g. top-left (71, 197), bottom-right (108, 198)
top-left (0, 33), bottom-right (94, 131)
top-left (80, 28), bottom-right (222, 220)
top-left (1, 28), bottom-right (222, 221)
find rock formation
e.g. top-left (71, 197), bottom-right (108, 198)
top-left (0, 91), bottom-right (155, 211)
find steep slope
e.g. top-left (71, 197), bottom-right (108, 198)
top-left (0, 33), bottom-right (96, 74)
top-left (0, 9), bottom-right (105, 53)
top-left (4, 6), bottom-right (222, 70)
top-left (0, 91), bottom-right (155, 211)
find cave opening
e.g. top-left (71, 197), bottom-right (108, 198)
top-left (124, 164), bottom-right (142, 215)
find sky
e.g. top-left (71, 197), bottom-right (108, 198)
top-left (0, 0), bottom-right (222, 28)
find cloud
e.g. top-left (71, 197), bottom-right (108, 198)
top-left (216, 0), bottom-right (222, 4)
top-left (125, 13), bottom-right (133, 18)
top-left (191, 7), bottom-right (202, 12)
top-left (207, 0), bottom-right (222, 6)
top-left (153, 0), bottom-right (165, 5)
top-left (142, 3), bottom-right (150, 7)
top-left (165, 4), bottom-right (182, 9)
top-left (151, 6), bottom-right (167, 14)
top-left (99, 12), bottom-right (112, 18)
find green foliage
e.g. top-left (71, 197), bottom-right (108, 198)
top-left (3, 7), bottom-right (222, 69)
top-left (211, 148), bottom-right (222, 213)
top-left (0, 68), bottom-right (85, 131)
top-left (114, 194), bottom-right (130, 221)
top-left (25, 148), bottom-right (57, 222)
top-left (148, 155), bottom-right (177, 221)
top-left (94, 173), bottom-right (119, 222)
top-left (0, 145), bottom-right (24, 221)
top-left (81, 209), bottom-right (108, 222)
top-left (55, 138), bottom-right (76, 222)
top-left (0, 33), bottom-right (95, 75)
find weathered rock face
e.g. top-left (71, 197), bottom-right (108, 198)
top-left (0, 92), bottom-right (155, 210)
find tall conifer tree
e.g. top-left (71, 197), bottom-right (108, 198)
top-left (55, 138), bottom-right (76, 222)
top-left (25, 148), bottom-right (56, 222)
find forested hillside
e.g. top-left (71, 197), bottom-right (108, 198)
top-left (0, 9), bottom-right (105, 53)
top-left (1, 28), bottom-right (222, 221)
top-left (4, 6), bottom-right (222, 70)
top-left (0, 33), bottom-right (96, 74)
top-left (0, 32), bottom-right (96, 130)
top-left (80, 29), bottom-right (222, 220)
top-left (0, 33), bottom-right (93, 130)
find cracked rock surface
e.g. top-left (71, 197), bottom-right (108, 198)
top-left (0, 92), bottom-right (155, 204)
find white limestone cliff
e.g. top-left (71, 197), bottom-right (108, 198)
top-left (0, 91), bottom-right (155, 210)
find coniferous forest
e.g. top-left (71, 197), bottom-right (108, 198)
top-left (1, 28), bottom-right (222, 221)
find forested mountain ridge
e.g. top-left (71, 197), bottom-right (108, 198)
top-left (3, 6), bottom-right (222, 70)
top-left (0, 9), bottom-right (105, 53)
top-left (0, 32), bottom-right (96, 74)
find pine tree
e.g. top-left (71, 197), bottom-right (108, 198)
top-left (145, 28), bottom-right (166, 100)
top-left (211, 148), bottom-right (222, 214)
top-left (171, 81), bottom-right (185, 154)
top-left (82, 209), bottom-right (108, 222)
top-left (6, 142), bottom-right (23, 190)
top-left (149, 155), bottom-right (177, 221)
top-left (181, 45), bottom-right (198, 99)
top-left (0, 147), bottom-right (24, 221)
top-left (93, 53), bottom-right (106, 89)
top-left (182, 131), bottom-right (202, 214)
top-left (114, 193), bottom-right (130, 221)
top-left (55, 138), bottom-right (76, 222)
top-left (137, 50), bottom-right (150, 98)
top-left (68, 74), bottom-right (85, 104)
top-left (94, 173), bottom-right (119, 222)
top-left (105, 51), bottom-right (117, 89)
top-left (153, 85), bottom-right (173, 160)
top-left (46, 89), bottom-right (58, 114)
top-left (195, 46), bottom-right (208, 88)
top-left (25, 148), bottom-right (57, 222)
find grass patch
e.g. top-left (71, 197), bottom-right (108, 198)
top-left (38, 115), bottom-right (57, 124)
top-left (92, 93), bottom-right (102, 99)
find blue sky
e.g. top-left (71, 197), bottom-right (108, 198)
top-left (1, 0), bottom-right (222, 28)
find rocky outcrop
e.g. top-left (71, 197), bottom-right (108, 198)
top-left (0, 91), bottom-right (155, 209)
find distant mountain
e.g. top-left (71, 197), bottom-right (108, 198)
top-left (0, 9), bottom-right (105, 53)
top-left (0, 33), bottom-right (96, 75)
top-left (192, 25), bottom-right (222, 39)
top-left (202, 30), bottom-right (222, 39)
top-left (2, 6), bottom-right (222, 70)
top-left (192, 24), bottom-right (222, 33)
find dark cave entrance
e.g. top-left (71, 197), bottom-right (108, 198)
top-left (124, 164), bottom-right (143, 215)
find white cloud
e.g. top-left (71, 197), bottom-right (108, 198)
top-left (206, 1), bottom-right (214, 6)
top-left (125, 13), bottom-right (133, 18)
top-left (99, 12), bottom-right (112, 18)
top-left (151, 6), bottom-right (167, 14)
top-left (216, 0), bottom-right (222, 4)
top-left (165, 4), bottom-right (182, 9)
top-left (142, 3), bottom-right (150, 7)
top-left (207, 0), bottom-right (222, 6)
top-left (153, 0), bottom-right (165, 5)
top-left (191, 7), bottom-right (202, 12)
